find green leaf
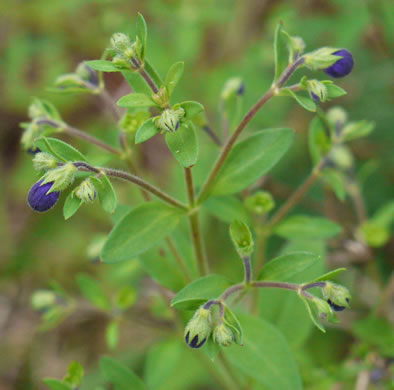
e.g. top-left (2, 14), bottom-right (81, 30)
top-left (90, 175), bottom-right (117, 214)
top-left (144, 59), bottom-right (164, 89)
top-left (135, 118), bottom-right (159, 144)
top-left (165, 61), bottom-right (184, 96)
top-left (85, 60), bottom-right (120, 72)
top-left (325, 83), bottom-right (347, 99)
top-left (100, 357), bottom-right (146, 390)
top-left (210, 128), bottom-right (294, 196)
top-left (287, 89), bottom-right (316, 112)
top-left (224, 313), bottom-right (302, 390)
top-left (115, 286), bottom-right (136, 310)
top-left (64, 361), bottom-right (84, 388)
top-left (258, 252), bottom-right (320, 281)
top-left (35, 137), bottom-right (88, 162)
top-left (136, 13), bottom-right (147, 59)
top-left (43, 379), bottom-right (72, 390)
top-left (165, 122), bottom-right (199, 167)
top-left (76, 273), bottom-right (111, 311)
top-left (203, 195), bottom-right (250, 224)
top-left (171, 274), bottom-right (232, 310)
top-left (323, 169), bottom-right (346, 201)
top-left (177, 101), bottom-right (204, 119)
top-left (117, 93), bottom-right (156, 108)
top-left (102, 202), bottom-right (182, 263)
top-left (313, 268), bottom-right (346, 282)
top-left (275, 215), bottom-right (342, 239)
top-left (121, 71), bottom-right (152, 95)
top-left (204, 337), bottom-right (220, 361)
top-left (106, 321), bottom-right (119, 350)
top-left (342, 120), bottom-right (375, 142)
top-left (273, 23), bottom-right (289, 82)
top-left (63, 193), bottom-right (82, 220)
top-left (308, 116), bottom-right (331, 165)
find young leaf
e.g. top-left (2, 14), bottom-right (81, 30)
top-left (64, 361), bottom-right (84, 388)
top-left (165, 122), bottom-right (199, 167)
top-left (203, 195), bottom-right (250, 224)
top-left (144, 59), bottom-right (164, 89)
top-left (308, 115), bottom-right (331, 165)
top-left (101, 202), bottom-right (182, 263)
top-left (43, 379), bottom-right (72, 390)
top-left (35, 137), bottom-right (88, 162)
top-left (106, 320), bottom-right (119, 350)
top-left (224, 313), bottom-right (302, 390)
top-left (287, 89), bottom-right (316, 112)
top-left (274, 215), bottom-right (342, 239)
top-left (76, 273), bottom-right (111, 311)
top-left (176, 101), bottom-right (204, 119)
top-left (121, 71), bottom-right (152, 95)
top-left (63, 193), bottom-right (82, 220)
top-left (135, 118), bottom-right (159, 144)
top-left (273, 23), bottom-right (289, 83)
top-left (165, 61), bottom-right (184, 96)
top-left (325, 83), bottom-right (347, 99)
top-left (90, 175), bottom-right (117, 214)
top-left (171, 274), bottom-right (232, 310)
top-left (258, 252), bottom-right (320, 281)
top-left (85, 60), bottom-right (120, 72)
top-left (100, 357), bottom-right (146, 390)
top-left (210, 128), bottom-right (294, 197)
top-left (300, 297), bottom-right (326, 333)
top-left (117, 93), bottom-right (156, 108)
top-left (136, 13), bottom-right (147, 59)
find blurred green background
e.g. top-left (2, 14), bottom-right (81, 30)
top-left (0, 0), bottom-right (393, 389)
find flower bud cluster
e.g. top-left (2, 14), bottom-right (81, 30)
top-left (245, 191), bottom-right (275, 215)
top-left (154, 108), bottom-right (185, 133)
top-left (109, 32), bottom-right (142, 71)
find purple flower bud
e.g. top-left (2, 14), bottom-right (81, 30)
top-left (311, 92), bottom-right (320, 102)
top-left (27, 147), bottom-right (41, 155)
top-left (324, 49), bottom-right (354, 78)
top-left (185, 331), bottom-right (207, 349)
top-left (237, 83), bottom-right (245, 96)
top-left (28, 180), bottom-right (60, 212)
top-left (327, 298), bottom-right (349, 312)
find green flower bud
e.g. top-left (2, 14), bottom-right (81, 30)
top-left (75, 179), bottom-right (96, 203)
top-left (307, 79), bottom-right (328, 103)
top-left (322, 282), bottom-right (351, 312)
top-left (28, 98), bottom-right (61, 121)
top-left (41, 163), bottom-right (77, 192)
top-left (184, 307), bottom-right (212, 349)
top-left (304, 47), bottom-right (344, 70)
top-left (213, 324), bottom-right (234, 347)
top-left (329, 146), bottom-right (354, 170)
top-left (221, 77), bottom-right (244, 100)
top-left (112, 55), bottom-right (132, 70)
top-left (245, 191), bottom-right (275, 215)
top-left (288, 36), bottom-right (306, 56)
top-left (230, 220), bottom-right (254, 258)
top-left (327, 106), bottom-right (347, 127)
top-left (31, 290), bottom-right (57, 311)
top-left (154, 108), bottom-right (185, 133)
top-left (312, 297), bottom-right (334, 320)
top-left (33, 152), bottom-right (58, 171)
top-left (110, 33), bottom-right (134, 58)
top-left (20, 123), bottom-right (37, 150)
top-left (151, 87), bottom-right (170, 108)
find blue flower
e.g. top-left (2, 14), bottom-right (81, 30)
top-left (324, 49), bottom-right (354, 78)
top-left (28, 180), bottom-right (60, 212)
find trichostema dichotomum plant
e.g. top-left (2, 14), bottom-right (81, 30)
top-left (22, 14), bottom-right (378, 389)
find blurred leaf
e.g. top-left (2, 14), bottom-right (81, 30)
top-left (63, 193), bottom-right (82, 220)
top-left (342, 120), bottom-right (375, 142)
top-left (64, 361), bottom-right (84, 388)
top-left (135, 118), bottom-right (159, 144)
top-left (286, 89), bottom-right (316, 112)
top-left (165, 122), bottom-right (199, 167)
top-left (224, 313), bottom-right (302, 390)
top-left (102, 202), bottom-right (182, 263)
top-left (136, 13), bottom-right (147, 59)
top-left (35, 137), bottom-right (88, 162)
top-left (258, 252), bottom-right (320, 281)
top-left (165, 61), bottom-right (184, 96)
top-left (203, 195), bottom-right (250, 224)
top-left (171, 275), bottom-right (232, 310)
top-left (117, 93), bottom-right (156, 108)
top-left (90, 175), bottom-right (117, 214)
top-left (100, 357), bottom-right (146, 390)
top-left (274, 215), bottom-right (342, 239)
top-left (308, 116), bottom-right (331, 165)
top-left (43, 379), bottom-right (72, 390)
top-left (210, 128), bottom-right (294, 196)
top-left (177, 101), bottom-right (204, 119)
top-left (85, 60), bottom-right (120, 72)
top-left (76, 273), bottom-right (111, 311)
top-left (106, 321), bottom-right (119, 350)
top-left (322, 169), bottom-right (346, 201)
top-left (224, 306), bottom-right (243, 345)
top-left (273, 23), bottom-right (289, 82)
top-left (115, 286), bottom-right (136, 310)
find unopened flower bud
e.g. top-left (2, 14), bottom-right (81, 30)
top-left (28, 180), bottom-right (60, 212)
top-left (323, 49), bottom-right (354, 78)
top-left (110, 33), bottom-right (134, 57)
top-left (31, 290), bottom-right (57, 311)
top-left (221, 77), bottom-right (244, 100)
top-left (151, 87), bottom-right (170, 108)
top-left (313, 297), bottom-right (334, 320)
top-left (33, 152), bottom-right (58, 171)
top-left (41, 163), bottom-right (77, 192)
top-left (76, 63), bottom-right (99, 86)
top-left (245, 191), bottom-right (275, 215)
top-left (154, 108), bottom-right (185, 133)
top-left (184, 307), bottom-right (212, 349)
top-left (322, 282), bottom-right (351, 312)
top-left (213, 324), bottom-right (234, 347)
top-left (230, 220), bottom-right (254, 257)
top-left (112, 55), bottom-right (132, 70)
top-left (289, 36), bottom-right (306, 56)
top-left (327, 107), bottom-right (347, 127)
top-left (75, 179), bottom-right (96, 203)
top-left (307, 80), bottom-right (328, 103)
top-left (329, 146), bottom-right (354, 170)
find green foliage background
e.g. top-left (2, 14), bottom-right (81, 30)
top-left (0, 0), bottom-right (393, 389)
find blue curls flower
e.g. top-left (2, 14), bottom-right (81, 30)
top-left (184, 307), bottom-right (212, 349)
top-left (324, 49), bottom-right (354, 78)
top-left (28, 180), bottom-right (60, 212)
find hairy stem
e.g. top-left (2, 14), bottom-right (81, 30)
top-left (243, 256), bottom-right (252, 284)
top-left (73, 162), bottom-right (188, 210)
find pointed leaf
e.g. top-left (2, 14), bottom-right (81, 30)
top-left (85, 60), bottom-right (120, 72)
top-left (177, 101), bottom-right (204, 119)
top-left (35, 137), bottom-right (88, 162)
top-left (287, 89), bottom-right (316, 112)
top-left (63, 193), bottom-right (82, 220)
top-left (136, 13), bottom-right (147, 59)
top-left (165, 61), bottom-right (184, 96)
top-left (135, 118), bottom-right (159, 144)
top-left (90, 175), bottom-right (117, 214)
top-left (117, 93), bottom-right (156, 108)
top-left (273, 23), bottom-right (289, 82)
